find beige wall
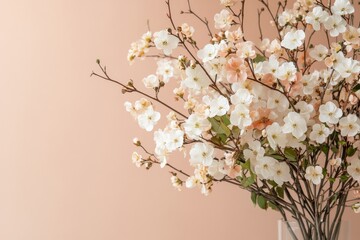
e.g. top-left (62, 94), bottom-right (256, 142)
top-left (0, 0), bottom-right (359, 239)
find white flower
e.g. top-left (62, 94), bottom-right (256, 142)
top-left (339, 114), bottom-right (360, 137)
top-left (132, 152), bottom-right (142, 168)
top-left (207, 95), bottom-right (230, 117)
top-left (220, 0), bottom-right (237, 7)
top-left (183, 65), bottom-right (210, 91)
top-left (276, 62), bottom-right (297, 82)
top-left (295, 101), bottom-right (314, 121)
top-left (189, 143), bottom-right (214, 166)
top-left (165, 129), bottom-right (184, 152)
top-left (170, 175), bottom-right (183, 191)
top-left (142, 74), bottom-right (160, 88)
top-left (208, 161), bottom-right (226, 180)
top-left (309, 44), bottom-right (328, 61)
top-left (334, 58), bottom-right (360, 78)
top-left (305, 6), bottom-right (329, 31)
top-left (309, 124), bottom-right (331, 144)
top-left (236, 41), bottom-right (256, 59)
top-left (259, 55), bottom-right (279, 75)
top-left (324, 15), bottom-right (346, 37)
top-left (319, 102), bottom-right (343, 124)
top-left (273, 162), bottom-right (291, 186)
top-left (278, 11), bottom-right (295, 27)
top-left (137, 107), bottom-right (161, 131)
top-left (230, 104), bottom-right (252, 129)
top-left (231, 88), bottom-right (253, 106)
top-left (156, 59), bottom-right (174, 83)
top-left (347, 160), bottom-right (360, 182)
top-left (243, 140), bottom-right (265, 169)
top-left (153, 30), bottom-right (179, 56)
top-left (305, 166), bottom-right (324, 185)
top-left (266, 122), bottom-right (288, 150)
top-left (282, 112), bottom-right (307, 139)
top-left (267, 91), bottom-right (289, 112)
top-left (214, 9), bottom-right (233, 30)
top-left (184, 114), bottom-right (211, 139)
top-left (281, 29), bottom-right (305, 50)
top-left (331, 0), bottom-right (354, 15)
top-left (185, 176), bottom-right (200, 188)
top-left (255, 156), bottom-right (276, 180)
top-left (301, 71), bottom-right (320, 95)
top-left (197, 44), bottom-right (219, 63)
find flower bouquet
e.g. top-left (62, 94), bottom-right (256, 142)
top-left (92, 0), bottom-right (360, 239)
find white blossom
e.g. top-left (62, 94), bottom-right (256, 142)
top-left (273, 162), bottom-right (291, 186)
top-left (255, 156), bottom-right (276, 180)
top-left (305, 166), bottom-right (324, 185)
top-left (339, 114), bottom-right (360, 137)
top-left (197, 44), bottom-right (219, 63)
top-left (206, 95), bottom-right (230, 117)
top-left (142, 74), bottom-right (160, 88)
top-left (282, 112), bottom-right (307, 139)
top-left (153, 30), bottom-right (179, 55)
top-left (132, 152), bottom-right (142, 168)
top-left (214, 9), bottom-right (233, 30)
top-left (230, 104), bottom-right (252, 129)
top-left (324, 15), bottom-right (347, 37)
top-left (184, 114), bottom-right (211, 139)
top-left (156, 59), bottom-right (174, 83)
top-left (276, 62), bottom-right (297, 82)
top-left (189, 143), bottom-right (214, 166)
top-left (305, 6), bottom-right (329, 31)
top-left (309, 124), bottom-right (331, 144)
top-left (137, 107), bottom-right (161, 131)
top-left (309, 44), bottom-right (328, 61)
top-left (183, 65), bottom-right (210, 91)
top-left (267, 91), bottom-right (289, 112)
top-left (281, 29), bottom-right (305, 50)
top-left (347, 160), bottom-right (360, 182)
top-left (319, 102), bottom-right (343, 125)
top-left (331, 0), bottom-right (354, 15)
top-left (266, 122), bottom-right (288, 150)
top-left (231, 88), bottom-right (253, 106)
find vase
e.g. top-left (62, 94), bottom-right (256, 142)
top-left (278, 219), bottom-right (349, 240)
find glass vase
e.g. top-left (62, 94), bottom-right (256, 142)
top-left (278, 219), bottom-right (349, 240)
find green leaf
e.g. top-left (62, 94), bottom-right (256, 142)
top-left (339, 141), bottom-right (347, 145)
top-left (232, 126), bottom-right (240, 138)
top-left (329, 177), bottom-right (336, 183)
top-left (253, 53), bottom-right (266, 63)
top-left (270, 154), bottom-right (285, 161)
top-left (243, 176), bottom-right (255, 187)
top-left (284, 147), bottom-right (297, 162)
top-left (241, 159), bottom-right (251, 171)
top-left (221, 115), bottom-right (231, 126)
top-left (340, 175), bottom-right (349, 182)
top-left (208, 117), bottom-right (231, 137)
top-left (251, 192), bottom-right (257, 205)
top-left (267, 180), bottom-right (278, 187)
top-left (268, 201), bottom-right (278, 211)
top-left (347, 147), bottom-right (357, 157)
top-left (353, 84), bottom-right (360, 92)
top-left (321, 145), bottom-right (329, 155)
top-left (276, 187), bottom-right (285, 199)
top-left (257, 195), bottom-right (268, 210)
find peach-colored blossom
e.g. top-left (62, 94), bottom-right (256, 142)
top-left (225, 57), bottom-right (247, 83)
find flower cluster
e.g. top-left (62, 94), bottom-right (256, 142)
top-left (94, 0), bottom-right (360, 235)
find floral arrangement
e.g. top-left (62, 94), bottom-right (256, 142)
top-left (92, 0), bottom-right (360, 239)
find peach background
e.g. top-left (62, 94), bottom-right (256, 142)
top-left (0, 0), bottom-right (359, 239)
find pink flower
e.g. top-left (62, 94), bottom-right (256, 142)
top-left (225, 57), bottom-right (247, 83)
